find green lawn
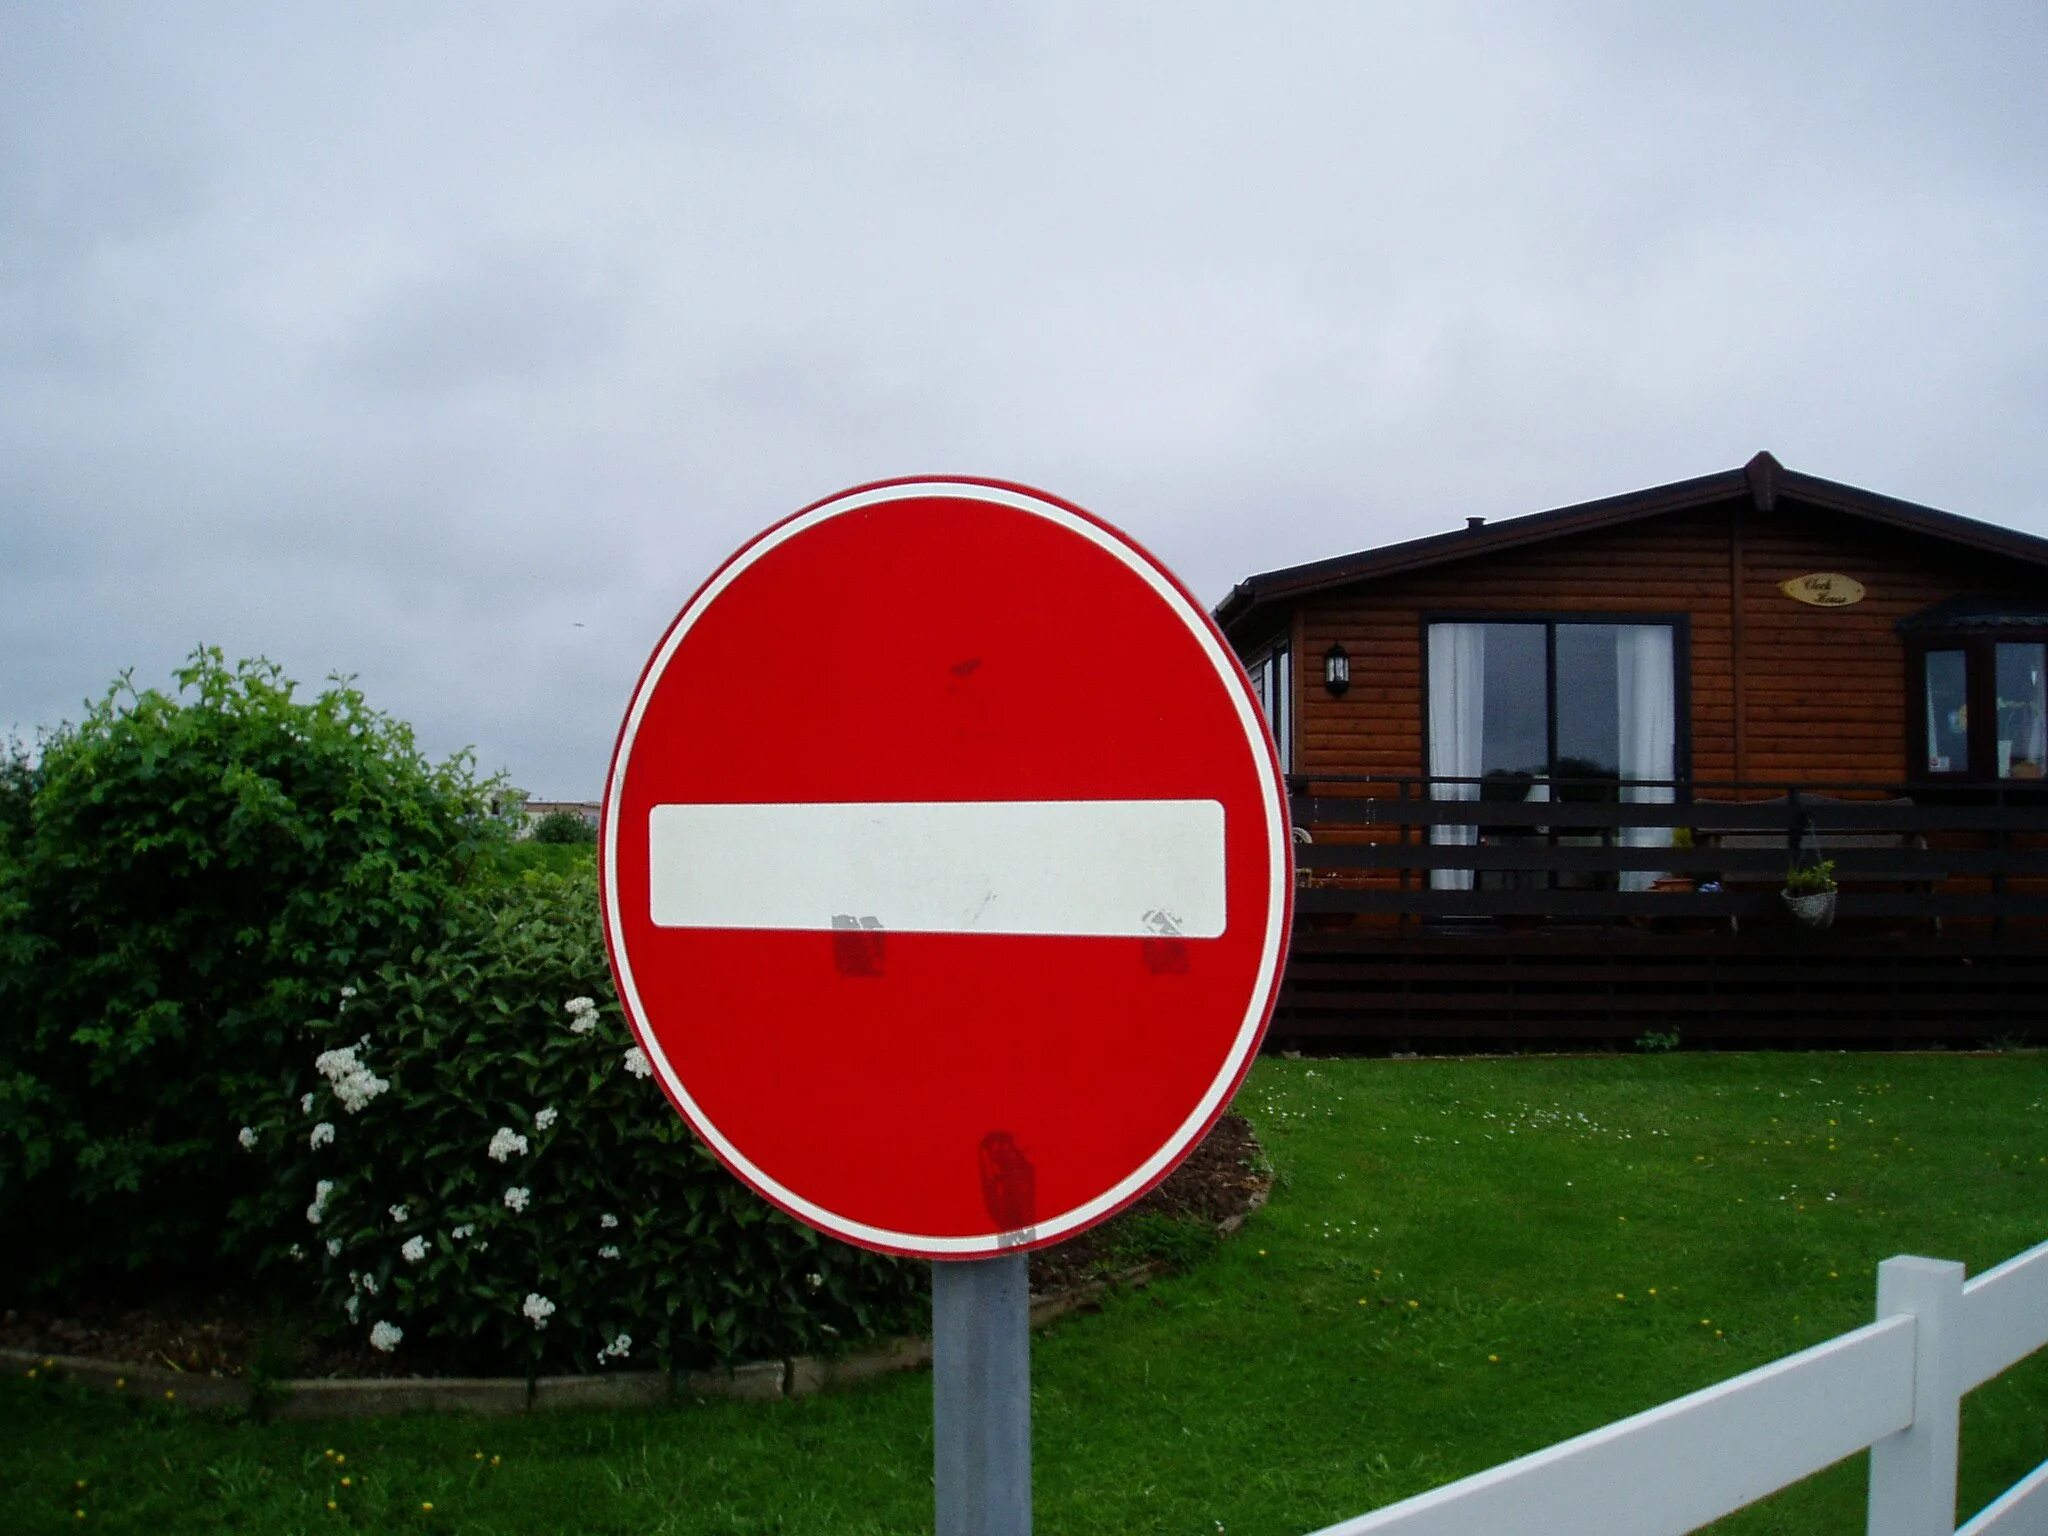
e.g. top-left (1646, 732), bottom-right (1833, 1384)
top-left (5, 1052), bottom-right (2046, 1535)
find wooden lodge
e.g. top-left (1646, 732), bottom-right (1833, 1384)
top-left (1217, 452), bottom-right (2048, 1049)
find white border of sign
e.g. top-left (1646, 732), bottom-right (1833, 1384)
top-left (601, 480), bottom-right (1291, 1257)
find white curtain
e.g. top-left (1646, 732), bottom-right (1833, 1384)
top-left (1429, 624), bottom-right (1486, 891)
top-left (1616, 626), bottom-right (1675, 891)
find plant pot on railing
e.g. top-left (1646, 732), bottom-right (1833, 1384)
top-left (1781, 858), bottom-right (1838, 930)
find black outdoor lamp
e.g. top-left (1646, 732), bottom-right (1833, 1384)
top-left (1323, 642), bottom-right (1351, 697)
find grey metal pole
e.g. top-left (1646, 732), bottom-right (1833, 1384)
top-left (932, 1253), bottom-right (1032, 1536)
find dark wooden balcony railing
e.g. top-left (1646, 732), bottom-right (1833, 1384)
top-left (1287, 777), bottom-right (2048, 928)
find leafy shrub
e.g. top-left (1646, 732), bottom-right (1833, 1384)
top-left (485, 840), bottom-right (596, 880)
top-left (530, 810), bottom-right (596, 845)
top-left (0, 650), bottom-right (505, 1292)
top-left (230, 865), bottom-right (922, 1374)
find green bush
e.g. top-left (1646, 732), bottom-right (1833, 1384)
top-left (230, 867), bottom-right (922, 1374)
top-left (530, 810), bottom-right (596, 845)
top-left (0, 650), bottom-right (506, 1292)
top-left (485, 840), bottom-right (596, 880)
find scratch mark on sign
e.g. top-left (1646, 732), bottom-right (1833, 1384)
top-left (831, 914), bottom-right (885, 977)
top-left (978, 1130), bottom-right (1036, 1231)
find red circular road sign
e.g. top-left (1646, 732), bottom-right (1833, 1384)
top-left (600, 479), bottom-right (1291, 1258)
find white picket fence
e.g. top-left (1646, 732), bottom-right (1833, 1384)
top-left (1308, 1236), bottom-right (2048, 1536)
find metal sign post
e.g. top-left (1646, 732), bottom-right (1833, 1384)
top-left (933, 1255), bottom-right (1031, 1536)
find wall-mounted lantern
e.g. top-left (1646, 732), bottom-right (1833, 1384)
top-left (1323, 642), bottom-right (1351, 697)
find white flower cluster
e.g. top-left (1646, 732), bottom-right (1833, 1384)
top-left (313, 1039), bottom-right (388, 1115)
top-left (622, 1046), bottom-right (652, 1080)
top-left (805, 1272), bottom-right (824, 1291)
top-left (301, 1091), bottom-right (316, 1117)
top-left (565, 996), bottom-right (597, 1034)
top-left (310, 1121), bottom-right (336, 1150)
top-left (306, 1179), bottom-right (335, 1225)
top-left (389, 1203), bottom-right (409, 1223)
top-left (369, 1319), bottom-right (402, 1353)
top-left (338, 985), bottom-right (358, 1009)
top-left (352, 1270), bottom-right (379, 1297)
top-left (487, 1126), bottom-right (529, 1163)
top-left (451, 1223), bottom-right (475, 1241)
top-left (401, 1235), bottom-right (429, 1264)
top-left (504, 1186), bottom-right (531, 1213)
top-left (600, 1332), bottom-right (632, 1361)
top-left (237, 1126), bottom-right (258, 1150)
top-left (533, 1105), bottom-right (558, 1132)
top-left (598, 1244), bottom-right (621, 1261)
top-left (600, 1212), bottom-right (619, 1229)
top-left (522, 1292), bottom-right (556, 1329)
top-left (327, 1237), bottom-right (343, 1258)
top-left (345, 1294), bottom-right (360, 1322)
top-left (287, 1244), bottom-right (304, 1261)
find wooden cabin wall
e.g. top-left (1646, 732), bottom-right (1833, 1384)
top-left (1294, 499), bottom-right (2009, 788)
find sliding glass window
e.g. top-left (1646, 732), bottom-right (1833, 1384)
top-left (1427, 619), bottom-right (1680, 891)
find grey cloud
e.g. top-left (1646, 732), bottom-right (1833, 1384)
top-left (5, 2), bottom-right (2047, 796)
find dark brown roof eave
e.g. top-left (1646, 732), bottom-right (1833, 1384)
top-left (1215, 464), bottom-right (1749, 636)
top-left (1214, 455), bottom-right (2048, 640)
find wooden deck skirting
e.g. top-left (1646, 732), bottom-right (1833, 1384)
top-left (1279, 777), bottom-right (2048, 1047)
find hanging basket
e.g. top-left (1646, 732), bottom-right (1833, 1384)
top-left (1781, 886), bottom-right (1838, 930)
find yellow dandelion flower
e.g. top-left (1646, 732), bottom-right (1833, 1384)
top-left (1487, 1354), bottom-right (1499, 1364)
top-left (490, 1456), bottom-right (501, 1467)
top-left (1356, 1298), bottom-right (1368, 1307)
top-left (473, 1452), bottom-right (484, 1461)
top-left (335, 1455), bottom-right (345, 1466)
top-left (1648, 1288), bottom-right (1657, 1296)
top-left (25, 1369), bottom-right (36, 1380)
top-left (1407, 1299), bottom-right (1419, 1309)
top-left (421, 1503), bottom-right (434, 1513)
top-left (327, 1501), bottom-right (337, 1511)
top-left (164, 1390), bottom-right (175, 1400)
top-left (43, 1358), bottom-right (55, 1369)
top-left (341, 1477), bottom-right (352, 1488)
top-left (113, 1378), bottom-right (125, 1389)
top-left (1615, 1293), bottom-right (1626, 1301)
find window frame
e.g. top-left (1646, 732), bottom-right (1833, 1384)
top-left (1418, 610), bottom-right (1693, 794)
top-left (1244, 641), bottom-right (1293, 774)
top-left (1905, 628), bottom-right (2048, 787)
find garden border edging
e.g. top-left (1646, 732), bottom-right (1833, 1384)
top-left (6, 1175), bottom-right (1269, 1419)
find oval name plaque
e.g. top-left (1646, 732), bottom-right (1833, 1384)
top-left (1780, 572), bottom-right (1865, 608)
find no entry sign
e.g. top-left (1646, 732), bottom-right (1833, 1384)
top-left (600, 479), bottom-right (1291, 1257)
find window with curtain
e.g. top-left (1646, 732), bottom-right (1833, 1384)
top-left (1913, 640), bottom-right (2046, 781)
top-left (1245, 643), bottom-right (1292, 773)
top-left (1427, 619), bottom-right (1679, 890)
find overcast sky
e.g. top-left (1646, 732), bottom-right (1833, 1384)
top-left (6, 4), bottom-right (2045, 796)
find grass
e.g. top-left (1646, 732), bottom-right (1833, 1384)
top-left (481, 840), bottom-right (595, 880)
top-left (4, 1050), bottom-right (2046, 1534)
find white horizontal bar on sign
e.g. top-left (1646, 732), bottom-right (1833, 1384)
top-left (1958, 1455), bottom-right (2048, 1536)
top-left (647, 799), bottom-right (1227, 938)
top-left (1961, 1235), bottom-right (2048, 1391)
top-left (1305, 1313), bottom-right (1916, 1536)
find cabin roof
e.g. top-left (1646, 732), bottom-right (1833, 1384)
top-left (1215, 451), bottom-right (2048, 640)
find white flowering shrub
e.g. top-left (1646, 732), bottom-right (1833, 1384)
top-left (230, 866), bottom-right (921, 1374)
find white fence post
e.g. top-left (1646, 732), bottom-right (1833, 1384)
top-left (1867, 1255), bottom-right (1966, 1536)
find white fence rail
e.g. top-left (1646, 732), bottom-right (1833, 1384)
top-left (1308, 1237), bottom-right (2048, 1536)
